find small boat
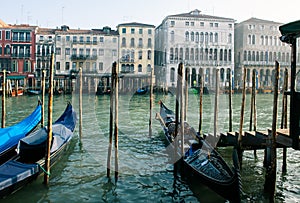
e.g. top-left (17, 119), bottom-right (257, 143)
top-left (0, 102), bottom-right (42, 164)
top-left (135, 86), bottom-right (148, 95)
top-left (0, 103), bottom-right (77, 198)
top-left (156, 101), bottom-right (241, 202)
top-left (27, 89), bottom-right (41, 95)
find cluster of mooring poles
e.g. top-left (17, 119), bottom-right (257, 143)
top-left (168, 57), bottom-right (291, 201)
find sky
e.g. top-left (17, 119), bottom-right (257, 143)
top-left (1, 0), bottom-right (300, 30)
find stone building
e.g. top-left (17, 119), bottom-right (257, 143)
top-left (234, 17), bottom-right (300, 91)
top-left (155, 9), bottom-right (235, 89)
top-left (117, 22), bottom-right (155, 92)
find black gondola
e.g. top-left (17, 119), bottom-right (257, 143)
top-left (0, 103), bottom-right (77, 198)
top-left (156, 101), bottom-right (242, 202)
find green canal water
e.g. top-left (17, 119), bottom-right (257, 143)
top-left (0, 92), bottom-right (299, 202)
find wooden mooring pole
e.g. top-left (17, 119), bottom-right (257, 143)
top-left (214, 69), bottom-right (219, 139)
top-left (264, 61), bottom-right (280, 199)
top-left (79, 68), bottom-right (83, 140)
top-left (281, 68), bottom-right (288, 173)
top-left (114, 62), bottom-right (119, 182)
top-left (238, 67), bottom-right (247, 169)
top-left (44, 52), bottom-right (54, 185)
top-left (1, 70), bottom-right (6, 128)
top-left (180, 64), bottom-right (185, 157)
top-left (107, 62), bottom-right (116, 178)
top-left (198, 68), bottom-right (203, 134)
top-left (41, 70), bottom-right (46, 127)
top-left (149, 67), bottom-right (153, 137)
top-left (250, 69), bottom-right (257, 158)
top-left (228, 69), bottom-right (233, 132)
top-left (184, 68), bottom-right (188, 122)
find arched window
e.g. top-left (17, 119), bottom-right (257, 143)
top-left (195, 48), bottom-right (199, 60)
top-left (200, 48), bottom-right (204, 60)
top-left (228, 33), bottom-right (232, 43)
top-left (260, 36), bottom-right (264, 45)
top-left (185, 31), bottom-right (189, 41)
top-left (260, 51), bottom-right (264, 61)
top-left (252, 51), bottom-right (255, 61)
top-left (5, 45), bottom-right (10, 55)
top-left (248, 35), bottom-right (251, 44)
top-left (179, 48), bottom-right (183, 60)
top-left (170, 68), bottom-right (175, 82)
top-left (200, 32), bottom-right (204, 43)
top-left (215, 33), bottom-right (218, 43)
top-left (130, 38), bottom-right (135, 47)
top-left (256, 51), bottom-right (259, 61)
top-left (209, 32), bottom-right (213, 43)
top-left (224, 49), bottom-right (228, 61)
top-left (195, 32), bottom-right (199, 42)
top-left (147, 64), bottom-right (151, 72)
top-left (252, 35), bottom-right (255, 45)
top-left (185, 48), bottom-right (189, 60)
top-left (248, 51), bottom-right (251, 61)
top-left (170, 31), bottom-right (174, 42)
top-left (191, 32), bottom-right (194, 41)
top-left (220, 49), bottom-right (223, 61)
top-left (214, 49), bottom-right (218, 60)
top-left (138, 38), bottom-right (143, 48)
top-left (147, 50), bottom-right (152, 60)
top-left (190, 48), bottom-right (194, 60)
top-left (170, 48), bottom-right (174, 60)
top-left (244, 51), bottom-right (247, 61)
top-left (121, 37), bottom-right (126, 47)
top-left (175, 48), bottom-right (178, 60)
top-left (228, 49), bottom-right (232, 61)
top-left (138, 64), bottom-right (142, 72)
top-left (204, 32), bottom-right (208, 43)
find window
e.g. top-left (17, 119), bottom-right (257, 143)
top-left (99, 37), bottom-right (104, 42)
top-left (185, 31), bottom-right (189, 41)
top-left (130, 38), bottom-right (135, 47)
top-left (4, 45), bottom-right (10, 55)
top-left (99, 49), bottom-right (104, 56)
top-left (86, 62), bottom-right (90, 71)
top-left (25, 33), bottom-right (30, 41)
top-left (5, 31), bottom-right (10, 40)
top-left (112, 49), bottom-right (117, 56)
top-left (66, 62), bottom-right (70, 70)
top-left (185, 21), bottom-right (189, 26)
top-left (170, 68), bottom-right (175, 82)
top-left (191, 22), bottom-right (195, 26)
top-left (11, 60), bottom-right (17, 72)
top-left (80, 36), bottom-right (84, 43)
top-left (92, 48), bottom-right (97, 56)
top-left (65, 48), bottom-right (70, 55)
top-left (56, 47), bottom-right (61, 55)
top-left (131, 28), bottom-right (135, 34)
top-left (170, 21), bottom-right (175, 26)
top-left (138, 50), bottom-right (142, 59)
top-left (24, 60), bottom-right (30, 72)
top-left (215, 33), bottom-right (218, 43)
top-left (228, 24), bottom-right (232, 28)
top-left (214, 23), bottom-right (219, 27)
top-left (72, 62), bottom-right (77, 69)
top-left (139, 29), bottom-right (143, 34)
top-left (170, 31), bottom-right (175, 42)
top-left (138, 64), bottom-right (142, 72)
top-left (57, 36), bottom-right (61, 41)
top-left (56, 62), bottom-right (60, 70)
top-left (72, 48), bottom-right (77, 55)
top-left (66, 36), bottom-right (70, 41)
top-left (147, 38), bottom-right (152, 48)
top-left (93, 37), bottom-right (97, 43)
top-left (79, 48), bottom-right (84, 55)
top-left (122, 28), bottom-right (126, 33)
top-left (209, 33), bottom-right (213, 42)
top-left (228, 34), bottom-right (232, 44)
top-left (200, 22), bottom-right (204, 27)
top-left (86, 36), bottom-right (90, 43)
top-left (138, 38), bottom-right (143, 47)
top-left (191, 32), bottom-right (194, 41)
top-left (148, 29), bottom-right (152, 35)
top-left (0, 31), bottom-right (2, 39)
top-left (122, 37), bottom-right (126, 47)
top-left (210, 23), bottom-right (213, 27)
top-left (99, 62), bottom-right (103, 71)
top-left (86, 48), bottom-right (90, 56)
top-left (92, 62), bottom-right (96, 72)
top-left (73, 36), bottom-right (77, 42)
top-left (147, 64), bottom-right (151, 72)
top-left (0, 45), bottom-right (2, 55)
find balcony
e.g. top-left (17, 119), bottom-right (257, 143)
top-left (11, 53), bottom-right (31, 58)
top-left (71, 55), bottom-right (97, 61)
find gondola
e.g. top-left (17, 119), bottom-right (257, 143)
top-left (0, 103), bottom-right (77, 198)
top-left (27, 89), bottom-right (41, 95)
top-left (0, 102), bottom-right (42, 164)
top-left (156, 101), bottom-right (241, 202)
top-left (135, 86), bottom-right (148, 95)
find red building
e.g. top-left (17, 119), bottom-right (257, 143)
top-left (0, 19), bottom-right (37, 89)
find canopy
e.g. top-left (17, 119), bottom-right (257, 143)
top-left (279, 20), bottom-right (300, 44)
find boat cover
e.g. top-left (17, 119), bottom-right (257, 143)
top-left (0, 160), bottom-right (38, 190)
top-left (0, 104), bottom-right (41, 154)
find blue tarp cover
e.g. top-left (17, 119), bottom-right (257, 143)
top-left (0, 104), bottom-right (41, 154)
top-left (0, 160), bottom-right (38, 190)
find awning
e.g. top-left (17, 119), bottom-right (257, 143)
top-left (6, 75), bottom-right (26, 80)
top-left (279, 20), bottom-right (300, 44)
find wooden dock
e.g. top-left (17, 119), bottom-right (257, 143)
top-left (204, 128), bottom-right (300, 149)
